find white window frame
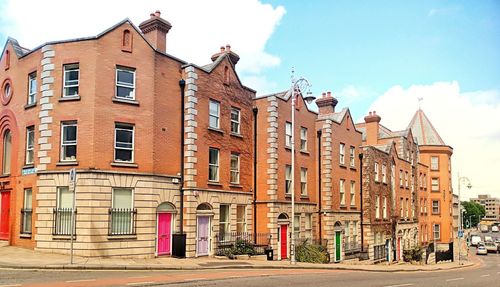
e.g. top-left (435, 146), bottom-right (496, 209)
top-left (305, 213), bottom-right (312, 241)
top-left (115, 66), bottom-right (136, 100)
top-left (209, 148), bottom-right (220, 182)
top-left (340, 179), bottom-right (346, 206)
top-left (300, 127), bottom-right (307, 151)
top-left (21, 188), bottom-right (32, 234)
top-left (350, 181), bottom-right (355, 206)
top-left (406, 198), bottom-right (409, 219)
top-left (339, 143), bottom-right (345, 165)
top-left (382, 164), bottom-right (387, 183)
top-left (383, 196), bottom-right (387, 219)
top-left (209, 100), bottom-right (220, 129)
top-left (62, 63), bottom-right (79, 97)
top-left (236, 205), bottom-right (246, 233)
top-left (27, 72), bottom-right (36, 105)
top-left (219, 204), bottom-right (230, 238)
top-left (399, 170), bottom-right (403, 186)
top-left (111, 188), bottom-right (134, 235)
top-left (431, 156), bottom-right (439, 170)
top-left (285, 165), bottom-right (292, 195)
top-left (431, 178), bottom-right (440, 192)
top-left (300, 168), bottom-right (308, 196)
top-left (374, 162), bottom-right (379, 182)
top-left (433, 224), bottom-right (440, 240)
top-left (114, 124), bottom-right (134, 163)
top-left (285, 122), bottom-right (292, 147)
top-left (230, 107), bottom-right (241, 134)
top-left (349, 146), bottom-right (355, 167)
top-left (432, 200), bottom-right (440, 214)
top-left (405, 171), bottom-right (408, 187)
top-left (25, 126), bottom-right (35, 165)
top-left (294, 214), bottom-right (300, 240)
top-left (400, 198), bottom-right (404, 217)
top-left (230, 153), bottom-right (240, 184)
top-left (375, 195), bottom-right (380, 219)
top-left (60, 122), bottom-right (77, 162)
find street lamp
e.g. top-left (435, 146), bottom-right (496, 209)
top-left (457, 172), bottom-right (472, 265)
top-left (290, 70), bottom-right (313, 265)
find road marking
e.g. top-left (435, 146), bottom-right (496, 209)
top-left (127, 282), bottom-right (154, 286)
top-left (383, 284), bottom-right (413, 287)
top-left (128, 276), bottom-right (150, 279)
top-left (66, 279), bottom-right (96, 283)
top-left (480, 274), bottom-right (490, 277)
top-left (446, 278), bottom-right (464, 282)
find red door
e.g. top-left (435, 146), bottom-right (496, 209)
top-left (280, 224), bottom-right (288, 259)
top-left (157, 213), bottom-right (172, 255)
top-left (0, 191), bottom-right (10, 241)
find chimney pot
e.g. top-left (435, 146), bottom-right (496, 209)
top-left (226, 44), bottom-right (231, 52)
top-left (155, 10), bottom-right (161, 17)
top-left (369, 112), bottom-right (372, 116)
top-left (322, 92), bottom-right (326, 98)
top-left (220, 46), bottom-right (225, 52)
top-left (150, 13), bottom-right (155, 18)
top-left (373, 111), bottom-right (376, 115)
top-left (327, 91), bottom-right (332, 98)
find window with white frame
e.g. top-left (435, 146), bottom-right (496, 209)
top-left (114, 123), bottom-right (134, 162)
top-left (350, 181), bottom-right (355, 206)
top-left (349, 146), bottom-right (355, 167)
top-left (345, 221), bottom-right (350, 245)
top-left (305, 213), bottom-right (312, 240)
top-left (432, 200), bottom-right (440, 214)
top-left (209, 148), bottom-right (220, 181)
top-left (219, 204), bottom-right (230, 239)
top-left (400, 198), bottom-right (404, 217)
top-left (2, 130), bottom-right (11, 175)
top-left (375, 195), bottom-right (380, 219)
top-left (61, 122), bottom-right (77, 162)
top-left (433, 224), bottom-right (440, 240)
top-left (431, 177), bottom-right (439, 192)
top-left (285, 165), bottom-right (292, 194)
top-left (209, 100), bottom-right (220, 129)
top-left (21, 188), bottom-right (32, 234)
top-left (111, 188), bottom-right (134, 235)
top-left (294, 214), bottom-right (300, 240)
top-left (339, 143), bottom-right (345, 165)
top-left (420, 199), bottom-right (423, 213)
top-left (340, 179), bottom-right (346, 206)
top-left (383, 196), bottom-right (387, 219)
top-left (115, 66), bottom-right (136, 100)
top-left (405, 198), bottom-right (409, 219)
top-left (423, 174), bottom-right (427, 188)
top-left (230, 153), bottom-right (240, 184)
top-left (411, 174), bottom-right (414, 192)
top-left (399, 170), bottom-right (403, 186)
top-left (300, 168), bottom-right (308, 196)
top-left (352, 221), bottom-right (358, 246)
top-left (405, 171), bottom-right (408, 187)
top-left (236, 205), bottom-right (246, 233)
top-left (424, 199), bottom-right (427, 213)
top-left (431, 156), bottom-right (439, 170)
top-left (25, 126), bottom-right (35, 165)
top-left (230, 107), bottom-right (240, 134)
top-left (300, 127), bottom-right (307, 151)
top-left (374, 162), bottom-right (379, 182)
top-left (54, 186), bottom-right (73, 235)
top-left (27, 72), bottom-right (36, 105)
top-left (285, 122), bottom-right (292, 147)
top-left (63, 64), bottom-right (79, 97)
top-left (382, 164), bottom-right (387, 183)
top-left (412, 200), bottom-right (415, 218)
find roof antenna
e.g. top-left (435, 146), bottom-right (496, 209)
top-left (417, 97), bottom-right (423, 110)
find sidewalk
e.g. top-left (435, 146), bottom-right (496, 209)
top-left (0, 246), bottom-right (476, 272)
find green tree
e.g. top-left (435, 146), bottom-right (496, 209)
top-left (461, 201), bottom-right (486, 228)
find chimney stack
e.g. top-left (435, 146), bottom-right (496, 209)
top-left (139, 10), bottom-right (172, 53)
top-left (315, 90), bottom-right (338, 115)
top-left (364, 111), bottom-right (381, 145)
top-left (210, 44), bottom-right (240, 65)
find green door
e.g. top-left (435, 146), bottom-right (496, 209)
top-left (335, 231), bottom-right (341, 261)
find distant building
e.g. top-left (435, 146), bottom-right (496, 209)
top-left (470, 194), bottom-right (500, 221)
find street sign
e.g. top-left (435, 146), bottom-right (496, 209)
top-left (458, 230), bottom-right (464, 238)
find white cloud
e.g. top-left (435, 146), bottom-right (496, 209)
top-left (367, 81), bottom-right (500, 200)
top-left (0, 0), bottom-right (285, 92)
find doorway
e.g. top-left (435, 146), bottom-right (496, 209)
top-left (0, 191), bottom-right (10, 241)
top-left (197, 216), bottom-right (210, 256)
top-left (279, 224), bottom-right (288, 259)
top-left (335, 231), bottom-right (342, 262)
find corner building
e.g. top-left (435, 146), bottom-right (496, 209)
top-left (0, 12), bottom-right (254, 258)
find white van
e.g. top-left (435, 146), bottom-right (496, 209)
top-left (471, 235), bottom-right (482, 246)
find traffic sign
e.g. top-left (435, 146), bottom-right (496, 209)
top-left (458, 230), bottom-right (464, 238)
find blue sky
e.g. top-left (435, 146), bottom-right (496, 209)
top-left (1, 0), bottom-right (499, 197)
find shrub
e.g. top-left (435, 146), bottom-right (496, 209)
top-left (295, 240), bottom-right (330, 263)
top-left (223, 239), bottom-right (256, 258)
top-left (403, 245), bottom-right (424, 262)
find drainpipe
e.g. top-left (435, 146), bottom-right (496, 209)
top-left (317, 130), bottom-right (322, 241)
top-left (253, 107), bottom-right (258, 243)
top-left (359, 152), bottom-right (364, 252)
top-left (179, 79), bottom-right (186, 234)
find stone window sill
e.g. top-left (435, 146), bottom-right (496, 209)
top-left (300, 150), bottom-right (310, 155)
top-left (24, 102), bottom-right (37, 110)
top-left (207, 181), bottom-right (223, 187)
top-left (53, 235), bottom-right (75, 240)
top-left (230, 132), bottom-right (243, 138)
top-left (208, 127), bottom-right (224, 134)
top-left (229, 184), bottom-right (242, 188)
top-left (111, 162), bottom-right (138, 168)
top-left (59, 95), bottom-right (81, 102)
top-left (300, 195), bottom-right (309, 199)
top-left (107, 235), bottom-right (137, 240)
top-left (57, 161), bottom-right (79, 166)
top-left (20, 233), bottom-right (32, 239)
top-left (112, 97), bottom-right (139, 106)
top-left (22, 164), bottom-right (35, 169)
top-left (339, 164), bottom-right (347, 169)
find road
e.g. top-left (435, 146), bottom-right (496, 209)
top-left (0, 251), bottom-right (498, 287)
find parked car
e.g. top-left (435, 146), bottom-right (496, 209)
top-left (476, 245), bottom-right (488, 255)
top-left (484, 242), bottom-right (497, 253)
top-left (485, 235), bottom-right (493, 242)
top-left (471, 235), bottom-right (482, 246)
top-left (480, 225), bottom-right (489, 233)
top-left (492, 225), bottom-right (499, 232)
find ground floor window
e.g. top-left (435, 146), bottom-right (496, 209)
top-left (219, 204), bottom-right (230, 240)
top-left (21, 188), bottom-right (32, 234)
top-left (53, 186), bottom-right (74, 235)
top-left (433, 224), bottom-right (440, 240)
top-left (109, 188), bottom-right (136, 235)
top-left (236, 205), bottom-right (246, 233)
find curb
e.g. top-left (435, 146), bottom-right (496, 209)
top-left (0, 262), bottom-right (476, 272)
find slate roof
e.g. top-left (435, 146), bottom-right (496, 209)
top-left (407, 109), bottom-right (446, 145)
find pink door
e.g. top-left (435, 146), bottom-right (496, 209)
top-left (197, 216), bottom-right (210, 256)
top-left (0, 191), bottom-right (10, 241)
top-left (157, 213), bottom-right (172, 255)
top-left (280, 225), bottom-right (288, 259)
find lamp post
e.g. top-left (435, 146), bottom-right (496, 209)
top-left (457, 172), bottom-right (472, 265)
top-left (289, 70), bottom-right (314, 264)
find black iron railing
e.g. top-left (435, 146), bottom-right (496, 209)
top-left (53, 208), bottom-right (76, 236)
top-left (214, 232), bottom-right (271, 256)
top-left (373, 244), bottom-right (387, 262)
top-left (20, 208), bottom-right (32, 234)
top-left (344, 241), bottom-right (361, 259)
top-left (108, 208), bottom-right (137, 236)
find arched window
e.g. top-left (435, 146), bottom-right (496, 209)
top-left (3, 130), bottom-right (12, 175)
